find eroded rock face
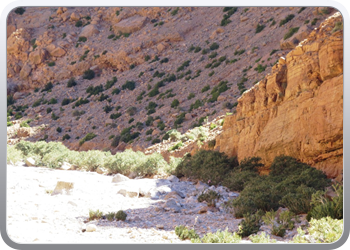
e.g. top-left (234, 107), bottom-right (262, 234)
top-left (113, 15), bottom-right (148, 34)
top-left (216, 13), bottom-right (343, 178)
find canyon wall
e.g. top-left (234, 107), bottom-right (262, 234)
top-left (216, 12), bottom-right (343, 178)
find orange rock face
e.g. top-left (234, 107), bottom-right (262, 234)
top-left (216, 13), bottom-right (343, 178)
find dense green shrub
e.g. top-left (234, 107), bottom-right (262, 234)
top-left (249, 232), bottom-right (276, 243)
top-left (175, 150), bottom-right (238, 186)
top-left (209, 42), bottom-right (219, 50)
top-left (238, 211), bottom-right (263, 237)
top-left (61, 98), bottom-right (72, 106)
top-left (42, 82), bottom-right (53, 92)
top-left (79, 133), bottom-right (97, 146)
top-left (279, 14), bottom-right (295, 27)
top-left (62, 134), bottom-right (70, 140)
top-left (307, 184), bottom-right (343, 221)
top-left (192, 229), bottom-right (241, 243)
top-left (291, 217), bottom-right (343, 243)
top-left (14, 7), bottom-right (25, 15)
top-left (171, 99), bottom-right (180, 108)
top-left (175, 225), bottom-right (199, 240)
top-left (89, 209), bottom-right (103, 221)
top-left (105, 77), bottom-right (117, 89)
top-left (255, 24), bottom-right (265, 33)
top-left (208, 80), bottom-right (229, 103)
top-left (74, 98), bottom-right (89, 107)
top-left (83, 69), bottom-right (95, 80)
top-left (86, 84), bottom-right (103, 96)
top-left (122, 81), bottom-right (136, 90)
top-left (75, 20), bottom-right (83, 27)
top-left (223, 170), bottom-right (259, 192)
top-left (197, 190), bottom-right (221, 207)
top-left (115, 210), bottom-right (127, 221)
top-left (284, 27), bottom-right (299, 40)
top-left (78, 36), bottom-right (87, 42)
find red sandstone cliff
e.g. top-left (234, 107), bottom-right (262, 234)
top-left (216, 12), bottom-right (343, 178)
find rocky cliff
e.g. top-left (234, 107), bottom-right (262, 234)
top-left (216, 12), bottom-right (343, 179)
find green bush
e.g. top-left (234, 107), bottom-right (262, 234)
top-left (20, 119), bottom-right (32, 128)
top-left (279, 14), bottom-right (295, 27)
top-left (62, 134), bottom-right (70, 141)
top-left (249, 232), bottom-right (276, 243)
top-left (122, 81), bottom-right (136, 90)
top-left (192, 229), bottom-right (241, 243)
top-left (209, 42), bottom-right (219, 50)
top-left (89, 209), bottom-right (103, 221)
top-left (307, 184), bottom-right (343, 221)
top-left (78, 36), bottom-right (87, 42)
top-left (237, 211), bottom-right (262, 237)
top-left (42, 82), bottom-right (53, 92)
top-left (255, 24), bottom-right (265, 33)
top-left (222, 170), bottom-right (259, 192)
top-left (284, 27), bottom-right (299, 40)
top-left (126, 106), bottom-right (137, 116)
top-left (14, 7), bottom-right (25, 15)
top-left (47, 61), bottom-right (55, 67)
top-left (332, 22), bottom-right (343, 33)
top-left (175, 150), bottom-right (238, 186)
top-left (79, 133), bottom-right (97, 146)
top-left (75, 20), bottom-right (83, 27)
top-left (56, 127), bottom-right (62, 133)
top-left (171, 99), bottom-right (180, 108)
top-left (291, 217), bottom-right (343, 243)
top-left (51, 112), bottom-right (59, 120)
top-left (115, 210), bottom-right (127, 221)
top-left (83, 69), bottom-right (95, 80)
top-left (61, 98), bottom-right (72, 106)
top-left (169, 141), bottom-right (183, 151)
top-left (175, 225), bottom-right (199, 240)
top-left (197, 190), bottom-right (221, 207)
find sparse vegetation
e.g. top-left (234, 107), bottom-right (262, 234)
top-left (280, 14), bottom-right (295, 27)
top-left (284, 27), bottom-right (300, 40)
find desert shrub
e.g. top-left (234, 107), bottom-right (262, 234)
top-left (332, 21), bottom-right (343, 33)
top-left (51, 112), bottom-right (59, 120)
top-left (89, 209), bottom-right (103, 221)
top-left (249, 232), bottom-right (276, 243)
top-left (13, 112), bottom-right (23, 120)
top-left (176, 60), bottom-right (191, 72)
top-left (115, 210), bottom-right (127, 221)
top-left (75, 20), bottom-right (83, 27)
top-left (47, 61), bottom-right (55, 67)
top-left (62, 134), bottom-right (70, 140)
top-left (209, 42), bottom-right (219, 50)
top-left (78, 36), bottom-right (87, 42)
top-left (171, 99), bottom-right (180, 108)
top-left (126, 106), bottom-right (137, 116)
top-left (222, 170), bottom-right (259, 192)
top-left (175, 150), bottom-right (238, 186)
top-left (197, 190), bottom-right (221, 207)
top-left (186, 93), bottom-right (195, 101)
top-left (175, 225), bottom-right (199, 240)
top-left (122, 80), bottom-right (136, 90)
top-left (105, 77), bottom-right (117, 90)
top-left (271, 224), bottom-right (286, 237)
top-left (237, 211), bottom-right (263, 237)
top-left (174, 112), bottom-right (186, 128)
top-left (20, 119), bottom-right (32, 128)
top-left (42, 82), bottom-right (53, 92)
top-left (15, 7), bottom-right (25, 15)
top-left (208, 80), bottom-right (229, 103)
top-left (279, 14), bottom-right (295, 27)
top-left (201, 85), bottom-right (210, 93)
top-left (48, 98), bottom-right (57, 105)
top-left (79, 133), bottom-right (97, 146)
top-left (112, 88), bottom-right (120, 95)
top-left (7, 145), bottom-right (23, 164)
top-left (168, 141), bottom-right (183, 151)
top-left (56, 127), bottom-right (62, 133)
top-left (7, 95), bottom-right (15, 106)
top-left (311, 18), bottom-right (318, 25)
top-left (61, 98), bottom-right (72, 106)
top-left (291, 217), bottom-right (343, 243)
top-left (83, 69), bottom-right (95, 80)
top-left (307, 184), bottom-right (343, 221)
top-left (279, 185), bottom-right (316, 214)
top-left (254, 64), bottom-right (267, 73)
top-left (192, 229), bottom-right (241, 243)
top-left (255, 24), bottom-right (265, 33)
top-left (74, 98), bottom-right (89, 107)
top-left (284, 27), bottom-right (299, 40)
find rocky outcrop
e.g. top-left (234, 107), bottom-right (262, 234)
top-left (216, 12), bottom-right (343, 178)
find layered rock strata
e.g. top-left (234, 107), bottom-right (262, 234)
top-left (216, 12), bottom-right (343, 178)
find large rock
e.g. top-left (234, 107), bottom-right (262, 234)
top-left (112, 173), bottom-right (129, 183)
top-left (117, 187), bottom-right (139, 198)
top-left (51, 181), bottom-right (74, 195)
top-left (29, 49), bottom-right (48, 65)
top-left (46, 44), bottom-right (66, 57)
top-left (25, 157), bottom-right (36, 167)
top-left (86, 224), bottom-right (97, 232)
top-left (80, 24), bottom-right (100, 37)
top-left (19, 64), bottom-right (32, 80)
top-left (113, 15), bottom-right (148, 34)
top-left (216, 13), bottom-right (343, 179)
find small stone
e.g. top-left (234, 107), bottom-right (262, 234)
top-left (156, 225), bottom-right (164, 229)
top-left (112, 173), bottom-right (129, 183)
top-left (167, 175), bottom-right (179, 182)
top-left (86, 224), bottom-right (97, 232)
top-left (25, 157), bottom-right (36, 167)
top-left (51, 181), bottom-right (74, 196)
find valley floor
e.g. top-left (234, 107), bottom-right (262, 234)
top-left (6, 164), bottom-right (301, 244)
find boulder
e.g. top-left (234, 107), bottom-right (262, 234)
top-left (163, 199), bottom-right (182, 213)
top-left (86, 224), bottom-right (97, 232)
top-left (112, 173), bottom-right (129, 183)
top-left (19, 64), bottom-right (32, 80)
top-left (51, 181), bottom-right (74, 195)
top-left (113, 15), bottom-right (148, 34)
top-left (117, 187), bottom-right (139, 198)
top-left (46, 44), bottom-right (66, 57)
top-left (70, 12), bottom-right (80, 21)
top-left (13, 92), bottom-right (25, 100)
top-left (80, 24), bottom-right (100, 37)
top-left (185, 113), bottom-right (192, 120)
top-left (167, 175), bottom-right (179, 182)
top-left (60, 162), bottom-right (74, 170)
top-left (25, 157), bottom-right (36, 167)
top-left (29, 49), bottom-right (49, 65)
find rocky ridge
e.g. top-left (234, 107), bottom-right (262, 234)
top-left (216, 12), bottom-right (343, 179)
top-left (7, 7), bottom-right (336, 154)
